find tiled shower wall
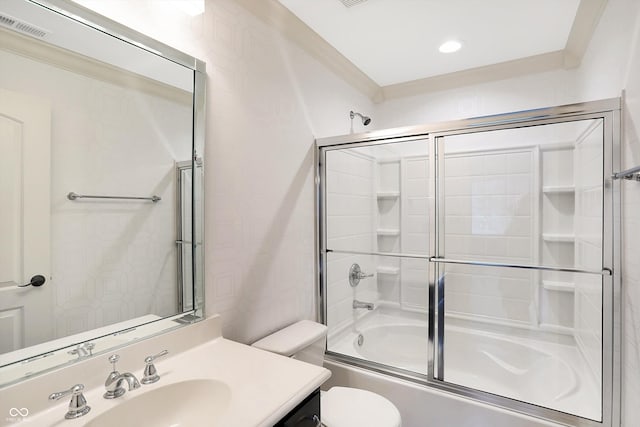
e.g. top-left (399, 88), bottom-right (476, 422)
top-left (399, 156), bottom-right (429, 310)
top-left (1, 49), bottom-right (188, 338)
top-left (444, 149), bottom-right (536, 325)
top-left (326, 150), bottom-right (376, 332)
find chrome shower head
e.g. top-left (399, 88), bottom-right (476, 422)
top-left (350, 110), bottom-right (371, 126)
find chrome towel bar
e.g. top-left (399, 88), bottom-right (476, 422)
top-left (612, 165), bottom-right (640, 181)
top-left (67, 192), bottom-right (161, 202)
top-left (429, 257), bottom-right (612, 276)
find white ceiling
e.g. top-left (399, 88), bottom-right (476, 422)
top-left (278, 0), bottom-right (582, 86)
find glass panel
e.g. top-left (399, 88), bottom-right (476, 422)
top-left (440, 263), bottom-right (602, 421)
top-left (439, 119), bottom-right (604, 271)
top-left (325, 140), bottom-right (429, 255)
top-left (326, 252), bottom-right (429, 375)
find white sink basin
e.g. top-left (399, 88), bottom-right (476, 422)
top-left (85, 379), bottom-right (232, 427)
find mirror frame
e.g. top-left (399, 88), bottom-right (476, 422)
top-left (0, 0), bottom-right (206, 386)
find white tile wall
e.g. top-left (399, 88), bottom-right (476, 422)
top-left (443, 148), bottom-right (537, 325)
top-left (326, 150), bottom-right (376, 332)
top-left (400, 156), bottom-right (429, 310)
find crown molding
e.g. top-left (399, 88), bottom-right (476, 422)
top-left (241, 0), bottom-right (607, 103)
top-left (234, 0), bottom-right (380, 100)
top-left (381, 51), bottom-right (565, 100)
top-left (564, 0), bottom-right (608, 68)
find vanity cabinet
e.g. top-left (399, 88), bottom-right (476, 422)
top-left (275, 388), bottom-right (321, 426)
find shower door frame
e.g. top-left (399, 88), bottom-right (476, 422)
top-left (315, 98), bottom-right (621, 427)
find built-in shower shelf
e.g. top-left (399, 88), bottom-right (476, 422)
top-left (377, 191), bottom-right (400, 199)
top-left (376, 266), bottom-right (400, 275)
top-left (542, 280), bottom-right (575, 292)
top-left (542, 233), bottom-right (575, 243)
top-left (542, 185), bottom-right (575, 194)
top-left (377, 228), bottom-right (400, 236)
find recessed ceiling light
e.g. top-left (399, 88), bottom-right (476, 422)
top-left (439, 40), bottom-right (462, 53)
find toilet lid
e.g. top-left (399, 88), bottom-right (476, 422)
top-left (321, 387), bottom-right (402, 427)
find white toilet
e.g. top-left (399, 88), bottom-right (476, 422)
top-left (252, 320), bottom-right (402, 427)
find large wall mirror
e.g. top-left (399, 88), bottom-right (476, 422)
top-left (0, 0), bottom-right (205, 386)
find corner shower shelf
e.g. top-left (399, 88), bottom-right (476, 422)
top-left (377, 191), bottom-right (400, 199)
top-left (376, 266), bottom-right (400, 275)
top-left (542, 233), bottom-right (575, 243)
top-left (542, 185), bottom-right (575, 194)
top-left (542, 280), bottom-right (575, 292)
top-left (377, 228), bottom-right (400, 237)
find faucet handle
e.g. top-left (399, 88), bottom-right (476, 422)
top-left (108, 354), bottom-right (120, 372)
top-left (48, 384), bottom-right (91, 419)
top-left (142, 350), bottom-right (168, 384)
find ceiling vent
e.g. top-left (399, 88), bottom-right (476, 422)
top-left (338, 0), bottom-right (369, 8)
top-left (0, 13), bottom-right (49, 38)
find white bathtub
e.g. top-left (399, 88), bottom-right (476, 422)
top-left (328, 310), bottom-right (600, 423)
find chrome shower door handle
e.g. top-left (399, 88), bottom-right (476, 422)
top-left (436, 272), bottom-right (445, 380)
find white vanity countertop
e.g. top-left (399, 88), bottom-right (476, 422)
top-left (1, 316), bottom-right (331, 427)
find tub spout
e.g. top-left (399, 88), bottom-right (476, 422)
top-left (353, 299), bottom-right (374, 310)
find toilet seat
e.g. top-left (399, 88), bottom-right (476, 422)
top-left (321, 387), bottom-right (402, 427)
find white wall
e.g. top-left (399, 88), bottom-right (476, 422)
top-left (0, 49), bottom-right (187, 338)
top-left (620, 2), bottom-right (640, 426)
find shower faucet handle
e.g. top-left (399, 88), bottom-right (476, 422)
top-left (349, 263), bottom-right (374, 287)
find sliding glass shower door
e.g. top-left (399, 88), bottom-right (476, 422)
top-left (318, 99), bottom-right (619, 427)
top-left (323, 140), bottom-right (431, 375)
top-left (434, 117), bottom-right (608, 421)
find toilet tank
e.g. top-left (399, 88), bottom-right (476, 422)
top-left (252, 320), bottom-right (328, 366)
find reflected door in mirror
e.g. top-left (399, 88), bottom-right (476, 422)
top-left (0, 88), bottom-right (53, 352)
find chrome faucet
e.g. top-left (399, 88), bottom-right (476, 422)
top-left (353, 299), bottom-right (374, 310)
top-left (103, 354), bottom-right (141, 399)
